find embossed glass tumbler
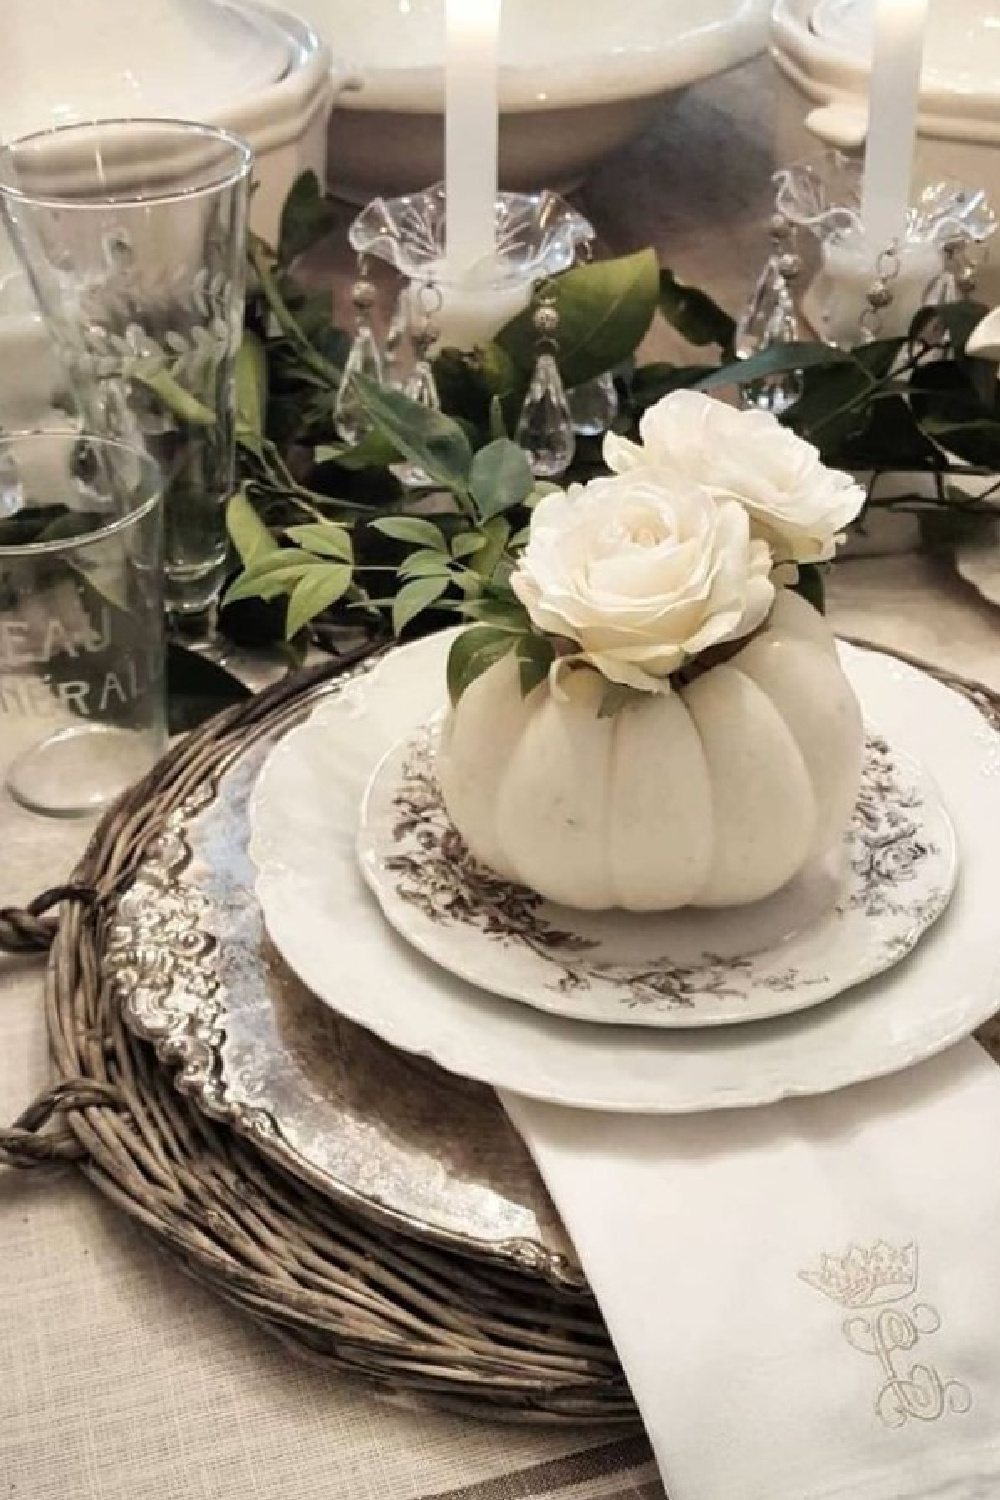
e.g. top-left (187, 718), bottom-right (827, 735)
top-left (0, 430), bottom-right (165, 817)
top-left (0, 120), bottom-right (252, 642)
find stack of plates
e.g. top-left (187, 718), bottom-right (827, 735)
top-left (247, 631), bottom-right (999, 1117)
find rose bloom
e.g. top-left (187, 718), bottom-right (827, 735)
top-left (510, 468), bottom-right (774, 693)
top-left (604, 389), bottom-right (865, 564)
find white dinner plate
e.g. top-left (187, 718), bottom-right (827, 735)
top-left (356, 722), bottom-right (956, 1028)
top-left (249, 631), bottom-right (1000, 1113)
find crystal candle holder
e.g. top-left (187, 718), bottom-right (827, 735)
top-left (336, 182), bottom-right (599, 480)
top-left (774, 152), bottom-right (997, 347)
top-left (348, 182), bottom-right (594, 354)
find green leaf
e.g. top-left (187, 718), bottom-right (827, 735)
top-left (598, 681), bottom-right (648, 718)
top-left (527, 482), bottom-right (561, 506)
top-left (284, 522), bottom-right (353, 562)
top-left (371, 516), bottom-right (449, 551)
top-left (850, 337), bottom-right (907, 382)
top-left (430, 346), bottom-right (521, 434)
top-left (659, 269), bottom-right (736, 351)
top-left (349, 376), bottom-right (473, 497)
top-left (909, 359), bottom-right (995, 428)
top-left (780, 361), bottom-right (879, 455)
top-left (695, 342), bottom-right (854, 393)
top-left (446, 625), bottom-right (518, 703)
top-left (920, 417), bottom-right (1000, 469)
top-left (469, 438), bottom-right (535, 521)
top-left (284, 288), bottom-right (336, 340)
top-left (398, 550), bottom-right (455, 579)
top-left (791, 565), bottom-right (826, 617)
top-left (489, 395), bottom-right (508, 441)
top-left (469, 515), bottom-right (511, 580)
top-left (167, 643), bottom-right (251, 736)
top-left (314, 429), bottom-right (403, 471)
top-left (132, 367), bottom-right (216, 426)
top-left (235, 330), bottom-right (267, 437)
top-left (247, 235), bottom-right (342, 389)
top-left (222, 552), bottom-right (315, 605)
top-left (285, 563), bottom-right (353, 638)
top-left (498, 248), bottom-right (660, 389)
top-left (230, 548), bottom-right (315, 579)
top-left (461, 594), bottom-right (532, 629)
top-left (450, 531), bottom-right (488, 559)
top-left (227, 487), bottom-right (280, 566)
top-left (836, 392), bottom-right (942, 471)
top-left (392, 575), bottom-right (450, 635)
top-left (65, 547), bottom-right (130, 613)
top-left (910, 299), bottom-right (989, 352)
top-left (515, 632), bottom-right (555, 696)
top-left (627, 361), bottom-right (715, 413)
top-left (278, 171), bottom-right (338, 264)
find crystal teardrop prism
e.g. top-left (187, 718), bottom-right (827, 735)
top-left (383, 289), bottom-right (409, 390)
top-left (393, 359), bottom-right (442, 488)
top-left (921, 268), bottom-right (959, 308)
top-left (734, 258), bottom-right (803, 415)
top-left (515, 352), bottom-right (576, 478)
top-left (334, 323), bottom-right (384, 445)
top-left (403, 360), bottom-right (441, 413)
top-left (567, 370), bottom-right (619, 437)
top-left (734, 259), bottom-right (800, 359)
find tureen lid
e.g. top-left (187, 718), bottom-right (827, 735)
top-left (0, 0), bottom-right (293, 143)
top-left (809, 0), bottom-right (1000, 90)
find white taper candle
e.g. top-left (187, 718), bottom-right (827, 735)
top-left (444, 0), bottom-right (501, 275)
top-left (860, 0), bottom-right (929, 251)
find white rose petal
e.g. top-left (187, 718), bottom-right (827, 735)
top-left (510, 468), bottom-right (775, 694)
top-left (603, 388), bottom-right (865, 564)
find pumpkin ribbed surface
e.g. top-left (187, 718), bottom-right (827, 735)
top-left (437, 591), bottom-right (864, 911)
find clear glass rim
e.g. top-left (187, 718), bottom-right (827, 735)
top-left (0, 430), bottom-right (162, 559)
top-left (0, 118), bottom-right (253, 211)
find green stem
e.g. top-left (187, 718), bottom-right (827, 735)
top-left (254, 440), bottom-right (379, 519)
top-left (867, 496), bottom-right (1000, 517)
top-left (249, 240), bottom-right (342, 389)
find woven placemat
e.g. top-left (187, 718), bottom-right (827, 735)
top-left (2, 637), bottom-right (1000, 1423)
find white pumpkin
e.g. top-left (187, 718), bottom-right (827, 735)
top-left (436, 590), bottom-right (864, 911)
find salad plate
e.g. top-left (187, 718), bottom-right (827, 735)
top-left (357, 723), bottom-right (955, 1028)
top-left (248, 631), bottom-right (1000, 1113)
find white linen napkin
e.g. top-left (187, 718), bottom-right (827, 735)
top-left (502, 1039), bottom-right (1000, 1500)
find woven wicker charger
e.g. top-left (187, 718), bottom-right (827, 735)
top-left (2, 639), bottom-right (1000, 1424)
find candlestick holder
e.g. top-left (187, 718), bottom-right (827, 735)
top-left (336, 183), bottom-right (598, 476)
top-left (770, 152), bottom-right (996, 349)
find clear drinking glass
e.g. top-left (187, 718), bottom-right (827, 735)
top-left (0, 430), bottom-right (165, 817)
top-left (0, 119), bottom-right (252, 642)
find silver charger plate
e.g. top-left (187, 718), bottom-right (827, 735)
top-left (357, 725), bottom-right (956, 1028)
top-left (106, 722), bottom-right (582, 1288)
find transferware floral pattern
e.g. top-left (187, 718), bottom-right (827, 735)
top-left (357, 728), bottom-right (958, 1027)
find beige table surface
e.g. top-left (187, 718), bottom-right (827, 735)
top-left (4, 56), bottom-right (1000, 1500)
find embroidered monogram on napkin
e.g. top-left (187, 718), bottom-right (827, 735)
top-left (800, 1241), bottom-right (973, 1429)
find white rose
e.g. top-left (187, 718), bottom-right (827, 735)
top-left (510, 468), bottom-right (775, 694)
top-left (604, 389), bottom-right (865, 564)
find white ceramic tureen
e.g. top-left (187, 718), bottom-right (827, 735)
top-left (290, 0), bottom-right (770, 200)
top-left (437, 390), bottom-right (868, 914)
top-left (0, 0), bottom-right (349, 243)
